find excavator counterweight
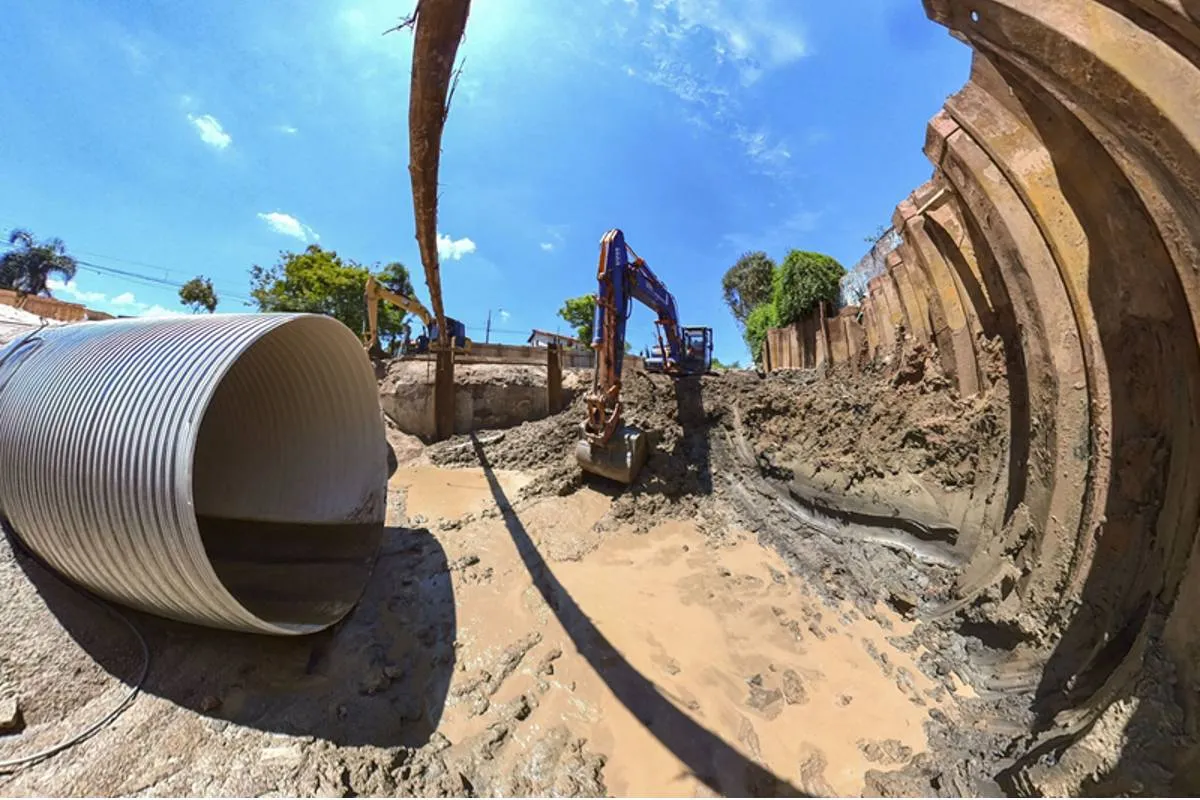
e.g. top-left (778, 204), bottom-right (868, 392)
top-left (575, 228), bottom-right (712, 484)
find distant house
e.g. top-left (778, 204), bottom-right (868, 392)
top-left (527, 329), bottom-right (587, 350)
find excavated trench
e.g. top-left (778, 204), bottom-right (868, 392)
top-left (2, 0), bottom-right (1199, 795)
top-left (421, 3), bottom-right (1200, 790)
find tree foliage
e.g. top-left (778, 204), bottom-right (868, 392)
top-left (744, 302), bottom-right (779, 367)
top-left (376, 261), bottom-right (415, 299)
top-left (179, 275), bottom-right (218, 313)
top-left (249, 245), bottom-right (413, 347)
top-left (772, 249), bottom-right (846, 326)
top-left (0, 228), bottom-right (78, 296)
top-left (710, 356), bottom-right (742, 370)
top-left (721, 250), bottom-right (776, 325)
top-left (558, 294), bottom-right (596, 345)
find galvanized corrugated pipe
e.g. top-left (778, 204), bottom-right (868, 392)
top-left (0, 313), bottom-right (388, 635)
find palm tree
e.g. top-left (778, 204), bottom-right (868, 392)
top-left (0, 229), bottom-right (79, 296)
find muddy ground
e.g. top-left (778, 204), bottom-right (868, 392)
top-left (0, 351), bottom-right (1093, 797)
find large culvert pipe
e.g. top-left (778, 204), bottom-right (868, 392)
top-left (0, 314), bottom-right (388, 635)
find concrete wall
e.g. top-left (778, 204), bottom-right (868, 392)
top-left (766, 1), bottom-right (1200, 787)
top-left (402, 342), bottom-right (641, 372)
top-left (381, 362), bottom-right (554, 441)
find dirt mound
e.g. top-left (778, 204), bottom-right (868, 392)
top-left (430, 348), bottom-right (1007, 543)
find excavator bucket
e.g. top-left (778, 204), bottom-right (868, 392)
top-left (575, 425), bottom-right (649, 484)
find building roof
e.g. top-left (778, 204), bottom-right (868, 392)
top-left (527, 328), bottom-right (585, 346)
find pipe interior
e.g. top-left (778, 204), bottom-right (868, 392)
top-left (191, 316), bottom-right (386, 631)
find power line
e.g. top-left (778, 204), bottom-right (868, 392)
top-left (0, 240), bottom-right (254, 303)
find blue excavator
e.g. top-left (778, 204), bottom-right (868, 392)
top-left (575, 228), bottom-right (713, 484)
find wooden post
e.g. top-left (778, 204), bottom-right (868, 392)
top-left (434, 348), bottom-right (455, 440)
top-left (547, 343), bottom-right (563, 414)
top-left (816, 301), bottom-right (831, 368)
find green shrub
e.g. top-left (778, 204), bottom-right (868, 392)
top-left (772, 249), bottom-right (846, 326)
top-left (744, 302), bottom-right (779, 367)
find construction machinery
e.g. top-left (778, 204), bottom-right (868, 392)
top-left (575, 228), bottom-right (714, 484)
top-left (363, 275), bottom-right (469, 356)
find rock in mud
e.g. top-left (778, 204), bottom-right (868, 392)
top-left (794, 744), bottom-right (837, 796)
top-left (781, 669), bottom-right (809, 705)
top-left (0, 696), bottom-right (23, 734)
top-left (858, 738), bottom-right (914, 764)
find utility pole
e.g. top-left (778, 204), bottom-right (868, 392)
top-left (485, 309), bottom-right (492, 344)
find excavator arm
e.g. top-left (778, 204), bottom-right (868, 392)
top-left (576, 228), bottom-right (712, 484)
top-left (363, 275), bottom-right (471, 355)
top-left (363, 275), bottom-right (433, 353)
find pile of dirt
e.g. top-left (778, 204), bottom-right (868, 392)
top-left (429, 345), bottom-right (1008, 549)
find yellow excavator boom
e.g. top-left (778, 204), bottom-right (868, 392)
top-left (363, 275), bottom-right (433, 351)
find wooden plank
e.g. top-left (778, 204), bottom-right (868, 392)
top-left (434, 349), bottom-right (455, 440)
top-left (547, 344), bottom-right (563, 413)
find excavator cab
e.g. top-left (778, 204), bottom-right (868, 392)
top-left (427, 317), bottom-right (469, 351)
top-left (681, 326), bottom-right (713, 373)
top-left (644, 326), bottom-right (713, 375)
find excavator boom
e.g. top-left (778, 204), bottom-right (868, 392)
top-left (363, 276), bottom-right (469, 355)
top-left (575, 229), bottom-right (712, 484)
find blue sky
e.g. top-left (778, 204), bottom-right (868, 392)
top-left (0, 0), bottom-right (969, 364)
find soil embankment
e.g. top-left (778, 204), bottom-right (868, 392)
top-left (2, 358), bottom-right (1008, 797)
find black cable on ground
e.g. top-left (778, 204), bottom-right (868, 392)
top-left (0, 524), bottom-right (150, 774)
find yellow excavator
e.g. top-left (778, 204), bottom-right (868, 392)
top-left (362, 275), bottom-right (470, 356)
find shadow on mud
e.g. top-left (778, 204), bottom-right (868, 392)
top-left (6, 520), bottom-right (456, 751)
top-left (470, 433), bottom-right (804, 797)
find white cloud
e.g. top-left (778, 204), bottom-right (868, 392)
top-left (613, 0), bottom-right (806, 180)
top-left (187, 113), bottom-right (232, 149)
top-left (734, 125), bottom-right (791, 174)
top-left (437, 233), bottom-right (477, 261)
top-left (278, 125), bottom-right (299, 135)
top-left (540, 242), bottom-right (555, 252)
top-left (46, 278), bottom-right (106, 304)
top-left (498, 309), bottom-right (511, 322)
top-left (46, 279), bottom-right (187, 318)
top-left (663, 0), bottom-right (807, 82)
top-left (140, 304), bottom-right (188, 318)
top-left (257, 211), bottom-right (319, 242)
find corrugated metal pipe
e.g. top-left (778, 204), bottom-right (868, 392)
top-left (0, 313), bottom-right (388, 635)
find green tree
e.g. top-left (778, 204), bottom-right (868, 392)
top-left (711, 357), bottom-right (742, 370)
top-left (375, 260), bottom-right (416, 342)
top-left (772, 249), bottom-right (846, 326)
top-left (744, 302), bottom-right (779, 367)
top-left (377, 261), bottom-right (415, 298)
top-left (721, 250), bottom-right (776, 325)
top-left (558, 294), bottom-right (596, 345)
top-left (0, 229), bottom-right (78, 296)
top-left (179, 275), bottom-right (219, 313)
top-left (249, 245), bottom-right (410, 348)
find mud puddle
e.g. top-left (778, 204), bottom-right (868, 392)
top-left (402, 466), bottom-right (972, 796)
top-left (390, 465), bottom-right (532, 522)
